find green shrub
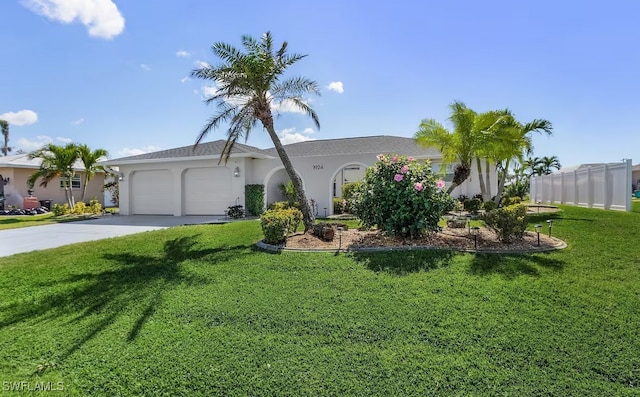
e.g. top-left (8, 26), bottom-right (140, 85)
top-left (227, 205), bottom-right (244, 219)
top-left (245, 184), bottom-right (265, 216)
top-left (351, 154), bottom-right (455, 237)
top-left (89, 198), bottom-right (103, 214)
top-left (482, 204), bottom-right (528, 243)
top-left (72, 202), bottom-right (87, 215)
top-left (501, 196), bottom-right (522, 207)
top-left (482, 200), bottom-right (497, 212)
top-left (341, 182), bottom-right (361, 213)
top-left (504, 180), bottom-right (529, 199)
top-left (260, 208), bottom-right (303, 244)
top-left (464, 198), bottom-right (482, 214)
top-left (333, 197), bottom-right (345, 214)
top-left (278, 180), bottom-right (297, 205)
top-left (51, 203), bottom-right (69, 216)
top-left (267, 201), bottom-right (299, 211)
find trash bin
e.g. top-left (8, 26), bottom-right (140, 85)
top-left (39, 200), bottom-right (52, 210)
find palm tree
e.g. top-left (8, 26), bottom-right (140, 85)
top-left (77, 144), bottom-right (108, 202)
top-left (524, 156), bottom-right (543, 177)
top-left (0, 120), bottom-right (11, 156)
top-left (28, 143), bottom-right (80, 207)
top-left (191, 32), bottom-right (320, 231)
top-left (492, 115), bottom-right (553, 204)
top-left (541, 155), bottom-right (562, 175)
top-left (414, 101), bottom-right (480, 194)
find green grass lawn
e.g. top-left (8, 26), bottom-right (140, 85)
top-left (1, 205), bottom-right (639, 395)
top-left (0, 213), bottom-right (105, 231)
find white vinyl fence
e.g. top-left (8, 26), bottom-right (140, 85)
top-left (530, 159), bottom-right (633, 211)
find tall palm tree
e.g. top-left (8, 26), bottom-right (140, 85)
top-left (492, 115), bottom-right (553, 204)
top-left (524, 156), bottom-right (543, 177)
top-left (78, 144), bottom-right (108, 202)
top-left (191, 32), bottom-right (320, 231)
top-left (541, 155), bottom-right (562, 175)
top-left (0, 120), bottom-right (11, 156)
top-left (414, 101), bottom-right (480, 194)
top-left (28, 143), bottom-right (80, 207)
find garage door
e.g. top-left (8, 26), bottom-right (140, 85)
top-left (131, 170), bottom-right (173, 215)
top-left (183, 167), bottom-right (233, 215)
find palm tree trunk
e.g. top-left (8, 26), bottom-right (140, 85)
top-left (260, 114), bottom-right (315, 231)
top-left (493, 159), bottom-right (510, 205)
top-left (81, 174), bottom-right (88, 203)
top-left (476, 158), bottom-right (487, 200)
top-left (484, 159), bottom-right (492, 200)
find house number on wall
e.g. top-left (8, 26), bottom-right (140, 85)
top-left (313, 165), bottom-right (324, 170)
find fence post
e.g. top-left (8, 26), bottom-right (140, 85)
top-left (603, 163), bottom-right (609, 210)
top-left (626, 159), bottom-right (632, 211)
top-left (574, 170), bottom-right (578, 206)
top-left (587, 167), bottom-right (593, 208)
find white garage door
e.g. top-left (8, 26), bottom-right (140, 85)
top-left (183, 167), bottom-right (233, 215)
top-left (131, 170), bottom-right (173, 215)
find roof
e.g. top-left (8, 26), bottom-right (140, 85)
top-left (556, 163), bottom-right (605, 173)
top-left (102, 135), bottom-right (442, 166)
top-left (263, 136), bottom-right (441, 158)
top-left (0, 153), bottom-right (94, 171)
top-left (101, 140), bottom-right (274, 165)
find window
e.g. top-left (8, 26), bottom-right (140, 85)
top-left (435, 163), bottom-right (455, 182)
top-left (60, 175), bottom-right (81, 189)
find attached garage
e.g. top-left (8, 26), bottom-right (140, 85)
top-left (131, 170), bottom-right (173, 215)
top-left (183, 167), bottom-right (233, 215)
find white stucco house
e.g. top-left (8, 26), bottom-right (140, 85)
top-left (101, 135), bottom-right (496, 217)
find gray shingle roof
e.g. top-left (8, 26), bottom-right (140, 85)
top-left (103, 140), bottom-right (273, 164)
top-left (268, 135), bottom-right (441, 158)
top-left (103, 136), bottom-right (441, 165)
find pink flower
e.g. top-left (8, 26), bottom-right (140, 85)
top-left (392, 155), bottom-right (398, 163)
top-left (414, 182), bottom-right (424, 191)
top-left (436, 180), bottom-right (446, 189)
top-left (400, 165), bottom-right (409, 174)
top-left (408, 156), bottom-right (415, 161)
top-left (394, 174), bottom-right (404, 182)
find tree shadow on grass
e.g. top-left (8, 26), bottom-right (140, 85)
top-left (351, 249), bottom-right (457, 275)
top-left (469, 253), bottom-right (566, 279)
top-left (0, 234), bottom-right (254, 365)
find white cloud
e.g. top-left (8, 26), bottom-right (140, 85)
top-left (278, 127), bottom-right (316, 145)
top-left (176, 50), bottom-right (191, 58)
top-left (15, 135), bottom-right (78, 151)
top-left (271, 98), bottom-right (308, 114)
top-left (195, 60), bottom-right (210, 69)
top-left (327, 81), bottom-right (344, 93)
top-left (21, 0), bottom-right (125, 40)
top-left (180, 77), bottom-right (190, 83)
top-left (0, 109), bottom-right (38, 126)
top-left (202, 84), bottom-right (219, 98)
top-left (140, 63), bottom-right (151, 71)
top-left (70, 118), bottom-right (84, 125)
top-left (118, 146), bottom-right (161, 157)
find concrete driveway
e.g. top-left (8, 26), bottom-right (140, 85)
top-left (0, 215), bottom-right (228, 258)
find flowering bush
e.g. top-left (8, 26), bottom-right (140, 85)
top-left (351, 154), bottom-right (455, 237)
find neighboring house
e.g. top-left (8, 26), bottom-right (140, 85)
top-left (0, 154), bottom-right (106, 209)
top-left (101, 135), bottom-right (497, 217)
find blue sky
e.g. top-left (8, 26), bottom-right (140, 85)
top-left (1, 0), bottom-right (639, 167)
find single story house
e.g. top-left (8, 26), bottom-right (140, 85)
top-left (0, 154), bottom-right (106, 209)
top-left (101, 135), bottom-right (496, 217)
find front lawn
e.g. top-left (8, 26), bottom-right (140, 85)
top-left (0, 205), bottom-right (639, 395)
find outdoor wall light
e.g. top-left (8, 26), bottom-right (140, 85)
top-left (471, 226), bottom-right (480, 250)
top-left (233, 167), bottom-right (241, 177)
top-left (534, 224), bottom-right (542, 247)
top-left (2, 177), bottom-right (8, 185)
top-left (118, 172), bottom-right (124, 182)
top-left (546, 219), bottom-right (554, 237)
